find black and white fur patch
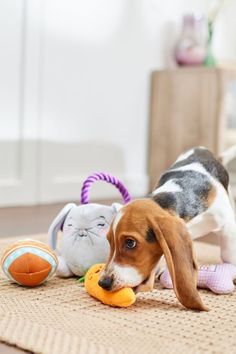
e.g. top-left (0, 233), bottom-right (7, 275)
top-left (152, 147), bottom-right (229, 221)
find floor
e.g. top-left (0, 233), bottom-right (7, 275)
top-left (0, 201), bottom-right (217, 353)
top-left (0, 345), bottom-right (27, 354)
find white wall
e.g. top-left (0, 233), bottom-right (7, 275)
top-left (40, 0), bottom-right (236, 201)
top-left (1, 0), bottom-right (236, 205)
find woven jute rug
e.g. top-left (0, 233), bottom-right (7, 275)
top-left (0, 235), bottom-right (235, 354)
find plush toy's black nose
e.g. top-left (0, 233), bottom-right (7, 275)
top-left (98, 276), bottom-right (113, 290)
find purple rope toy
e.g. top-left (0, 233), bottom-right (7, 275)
top-left (80, 172), bottom-right (131, 205)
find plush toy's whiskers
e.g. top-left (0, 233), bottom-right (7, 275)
top-left (89, 230), bottom-right (103, 239)
top-left (87, 234), bottom-right (94, 246)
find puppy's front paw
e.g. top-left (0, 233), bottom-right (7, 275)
top-left (135, 282), bottom-right (154, 293)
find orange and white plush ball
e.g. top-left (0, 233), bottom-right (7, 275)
top-left (1, 240), bottom-right (58, 287)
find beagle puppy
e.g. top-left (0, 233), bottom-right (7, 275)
top-left (99, 146), bottom-right (236, 311)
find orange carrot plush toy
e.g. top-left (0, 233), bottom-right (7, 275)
top-left (84, 264), bottom-right (136, 307)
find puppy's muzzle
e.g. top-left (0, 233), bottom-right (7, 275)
top-left (98, 275), bottom-right (114, 290)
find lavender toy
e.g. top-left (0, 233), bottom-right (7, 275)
top-left (48, 173), bottom-right (131, 277)
top-left (160, 263), bottom-right (236, 294)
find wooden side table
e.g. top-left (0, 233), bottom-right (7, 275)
top-left (149, 67), bottom-right (236, 190)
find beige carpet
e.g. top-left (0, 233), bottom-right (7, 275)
top-left (0, 235), bottom-right (235, 354)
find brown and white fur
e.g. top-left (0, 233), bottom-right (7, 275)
top-left (99, 146), bottom-right (236, 311)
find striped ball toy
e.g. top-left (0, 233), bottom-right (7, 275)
top-left (1, 239), bottom-right (58, 287)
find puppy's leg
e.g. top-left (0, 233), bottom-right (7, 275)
top-left (187, 212), bottom-right (220, 240)
top-left (188, 213), bottom-right (236, 265)
top-left (187, 182), bottom-right (236, 264)
top-left (135, 266), bottom-right (157, 293)
top-left (216, 186), bottom-right (236, 265)
top-left (228, 185), bottom-right (236, 214)
top-left (210, 185), bottom-right (236, 265)
top-left (219, 219), bottom-right (236, 265)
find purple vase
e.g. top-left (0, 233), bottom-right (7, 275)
top-left (175, 14), bottom-right (207, 66)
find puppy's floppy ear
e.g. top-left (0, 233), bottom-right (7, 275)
top-left (149, 213), bottom-right (208, 311)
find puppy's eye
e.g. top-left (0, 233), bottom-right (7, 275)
top-left (125, 238), bottom-right (136, 249)
top-left (68, 224), bottom-right (72, 227)
top-left (97, 223), bottom-right (105, 227)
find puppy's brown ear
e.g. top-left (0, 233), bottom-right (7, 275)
top-left (149, 214), bottom-right (208, 311)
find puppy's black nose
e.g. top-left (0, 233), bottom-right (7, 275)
top-left (98, 276), bottom-right (113, 290)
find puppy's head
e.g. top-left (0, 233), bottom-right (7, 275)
top-left (99, 199), bottom-right (207, 311)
